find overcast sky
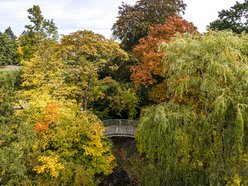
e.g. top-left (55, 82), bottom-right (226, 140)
top-left (0, 0), bottom-right (244, 38)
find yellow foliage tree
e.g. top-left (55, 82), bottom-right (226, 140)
top-left (20, 40), bottom-right (66, 100)
top-left (19, 94), bottom-right (115, 184)
top-left (33, 155), bottom-right (64, 177)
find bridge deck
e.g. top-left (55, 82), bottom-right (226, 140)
top-left (102, 119), bottom-right (138, 138)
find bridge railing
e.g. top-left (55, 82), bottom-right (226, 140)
top-left (102, 119), bottom-right (138, 138)
top-left (104, 127), bottom-right (136, 138)
top-left (102, 119), bottom-right (138, 127)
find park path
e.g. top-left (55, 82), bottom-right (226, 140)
top-left (0, 65), bottom-right (21, 71)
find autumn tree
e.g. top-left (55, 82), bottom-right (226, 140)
top-left (20, 30), bottom-right (137, 119)
top-left (19, 5), bottom-right (58, 60)
top-left (136, 31), bottom-right (248, 185)
top-left (2, 35), bottom-right (118, 184)
top-left (112, 0), bottom-right (186, 50)
top-left (20, 40), bottom-right (65, 99)
top-left (130, 15), bottom-right (197, 103)
top-left (61, 30), bottom-right (128, 110)
top-left (20, 94), bottom-right (115, 185)
top-left (209, 0), bottom-right (248, 33)
top-left (1, 74), bottom-right (116, 184)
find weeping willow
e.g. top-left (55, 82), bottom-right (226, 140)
top-left (136, 31), bottom-right (248, 186)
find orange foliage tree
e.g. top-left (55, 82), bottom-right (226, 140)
top-left (34, 103), bottom-right (59, 133)
top-left (130, 15), bottom-right (197, 103)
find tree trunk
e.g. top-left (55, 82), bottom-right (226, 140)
top-left (82, 98), bottom-right (88, 110)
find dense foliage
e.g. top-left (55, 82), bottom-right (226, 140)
top-left (19, 5), bottom-right (58, 61)
top-left (131, 15), bottom-right (197, 103)
top-left (0, 42), bottom-right (117, 185)
top-left (61, 30), bottom-right (128, 110)
top-left (0, 27), bottom-right (19, 66)
top-left (2, 3), bottom-right (248, 185)
top-left (136, 31), bottom-right (248, 185)
top-left (209, 0), bottom-right (248, 33)
top-left (22, 95), bottom-right (115, 185)
top-left (112, 0), bottom-right (186, 50)
top-left (0, 71), bottom-right (34, 185)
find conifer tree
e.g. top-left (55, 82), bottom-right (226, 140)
top-left (0, 30), bottom-right (18, 65)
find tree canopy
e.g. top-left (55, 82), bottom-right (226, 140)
top-left (20, 40), bottom-right (65, 100)
top-left (209, 0), bottom-right (248, 33)
top-left (136, 31), bottom-right (248, 185)
top-left (112, 0), bottom-right (186, 50)
top-left (1, 39), bottom-right (118, 184)
top-left (19, 5), bottom-right (58, 60)
top-left (24, 94), bottom-right (115, 185)
top-left (3, 2), bottom-right (248, 185)
top-left (61, 30), bottom-right (128, 110)
top-left (4, 27), bottom-right (17, 40)
top-left (131, 15), bottom-right (197, 103)
top-left (0, 28), bottom-right (19, 66)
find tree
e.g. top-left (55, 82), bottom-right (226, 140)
top-left (1, 85), bottom-right (116, 185)
top-left (98, 53), bottom-right (135, 84)
top-left (108, 84), bottom-right (139, 119)
top-left (19, 5), bottom-right (58, 60)
top-left (0, 72), bottom-right (16, 124)
top-left (130, 15), bottom-right (197, 103)
top-left (21, 94), bottom-right (115, 185)
top-left (112, 0), bottom-right (186, 50)
top-left (209, 0), bottom-right (248, 33)
top-left (4, 27), bottom-right (17, 40)
top-left (0, 31), bottom-right (19, 66)
top-left (21, 40), bottom-right (65, 99)
top-left (0, 71), bottom-right (35, 185)
top-left (61, 30), bottom-right (128, 110)
top-left (136, 31), bottom-right (248, 185)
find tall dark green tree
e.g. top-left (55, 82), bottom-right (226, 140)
top-left (19, 5), bottom-right (58, 60)
top-left (136, 31), bottom-right (248, 185)
top-left (4, 27), bottom-right (17, 40)
top-left (112, 0), bottom-right (186, 50)
top-left (209, 0), bottom-right (248, 33)
top-left (0, 31), bottom-right (18, 66)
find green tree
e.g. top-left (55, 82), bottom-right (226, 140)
top-left (136, 31), bottom-right (248, 185)
top-left (108, 85), bottom-right (139, 119)
top-left (112, 0), bottom-right (186, 50)
top-left (19, 5), bottom-right (58, 60)
top-left (25, 5), bottom-right (58, 40)
top-left (0, 71), bottom-right (35, 185)
top-left (0, 32), bottom-right (18, 66)
top-left (4, 27), bottom-right (17, 40)
top-left (209, 0), bottom-right (248, 33)
top-left (0, 72), bottom-right (16, 124)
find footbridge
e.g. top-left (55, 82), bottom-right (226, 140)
top-left (102, 119), bottom-right (138, 138)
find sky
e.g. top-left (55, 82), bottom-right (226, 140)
top-left (0, 0), bottom-right (245, 38)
